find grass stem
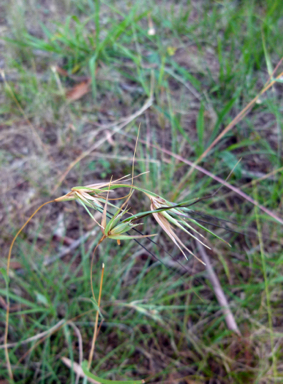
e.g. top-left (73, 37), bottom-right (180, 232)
top-left (88, 263), bottom-right (105, 369)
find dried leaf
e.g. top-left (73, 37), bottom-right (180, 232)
top-left (55, 66), bottom-right (69, 77)
top-left (0, 296), bottom-right (7, 309)
top-left (0, 296), bottom-right (21, 312)
top-left (66, 79), bottom-right (91, 101)
top-left (9, 261), bottom-right (23, 270)
top-left (105, 130), bottom-right (115, 146)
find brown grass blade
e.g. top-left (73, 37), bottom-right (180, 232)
top-left (197, 243), bottom-right (241, 336)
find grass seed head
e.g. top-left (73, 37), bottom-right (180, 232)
top-left (149, 196), bottom-right (206, 264)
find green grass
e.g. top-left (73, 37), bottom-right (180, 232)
top-left (1, 0), bottom-right (283, 382)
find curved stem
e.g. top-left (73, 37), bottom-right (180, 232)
top-left (90, 236), bottom-right (105, 301)
top-left (5, 200), bottom-right (55, 380)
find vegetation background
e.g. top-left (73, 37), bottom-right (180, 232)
top-left (0, 0), bottom-right (283, 382)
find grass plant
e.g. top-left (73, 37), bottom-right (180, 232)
top-left (1, 0), bottom-right (283, 382)
top-left (5, 139), bottom-right (233, 381)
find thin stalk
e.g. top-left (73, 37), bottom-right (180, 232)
top-left (90, 236), bottom-right (105, 300)
top-left (88, 263), bottom-right (105, 368)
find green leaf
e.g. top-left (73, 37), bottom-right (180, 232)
top-left (71, 15), bottom-right (80, 23)
top-left (196, 102), bottom-right (205, 154)
top-left (108, 234), bottom-right (156, 240)
top-left (72, 186), bottom-right (104, 193)
top-left (90, 298), bottom-right (103, 317)
top-left (35, 292), bottom-right (49, 306)
top-left (81, 361), bottom-right (144, 384)
top-left (0, 267), bottom-right (8, 285)
top-left (0, 288), bottom-right (47, 309)
top-left (219, 151), bottom-right (242, 178)
top-left (77, 197), bottom-right (102, 222)
top-left (209, 93), bottom-right (239, 144)
top-left (104, 206), bottom-right (127, 234)
top-left (109, 222), bottom-right (132, 235)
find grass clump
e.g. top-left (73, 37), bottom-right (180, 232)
top-left (5, 146), bottom-right (233, 381)
top-left (1, 0), bottom-right (283, 382)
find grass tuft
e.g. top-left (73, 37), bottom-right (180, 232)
top-left (1, 0), bottom-right (283, 382)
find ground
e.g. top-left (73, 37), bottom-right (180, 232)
top-left (0, 0), bottom-right (283, 383)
